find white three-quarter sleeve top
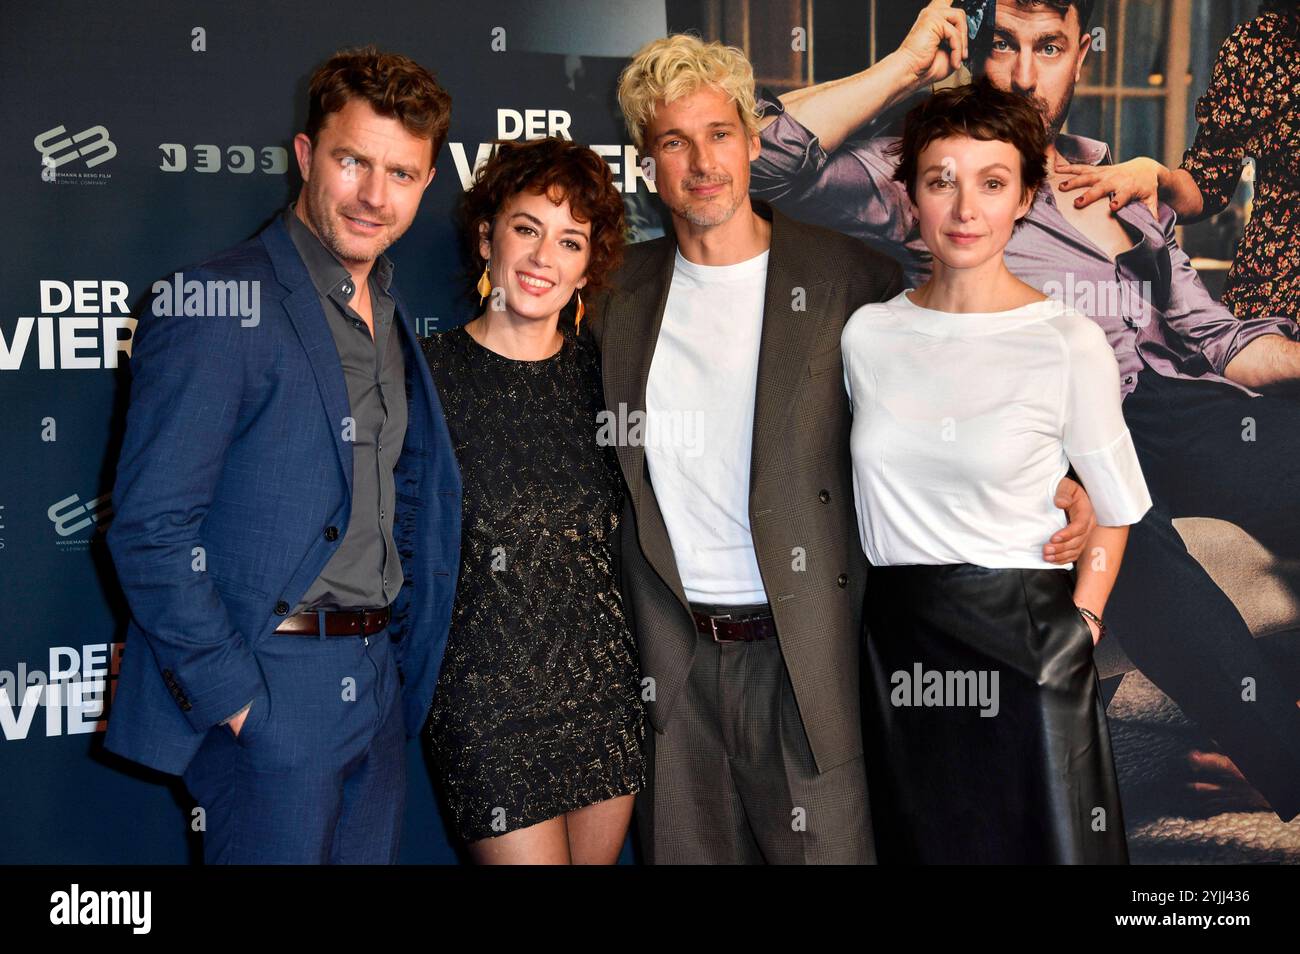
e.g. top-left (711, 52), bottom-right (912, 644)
top-left (842, 290), bottom-right (1152, 570)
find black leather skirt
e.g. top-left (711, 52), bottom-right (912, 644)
top-left (862, 563), bottom-right (1128, 864)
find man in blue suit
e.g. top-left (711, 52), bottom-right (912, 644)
top-left (105, 47), bottom-right (461, 863)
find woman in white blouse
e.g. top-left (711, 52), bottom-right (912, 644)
top-left (844, 78), bottom-right (1152, 864)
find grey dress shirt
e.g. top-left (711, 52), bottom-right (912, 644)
top-left (283, 203), bottom-right (408, 613)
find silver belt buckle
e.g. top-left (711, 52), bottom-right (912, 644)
top-left (709, 613), bottom-right (731, 642)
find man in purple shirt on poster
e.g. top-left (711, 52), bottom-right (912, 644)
top-left (752, 0), bottom-right (1300, 819)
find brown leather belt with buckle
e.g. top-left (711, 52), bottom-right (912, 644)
top-left (273, 606), bottom-right (391, 637)
top-left (690, 606), bottom-right (777, 642)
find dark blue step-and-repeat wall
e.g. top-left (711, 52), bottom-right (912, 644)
top-left (1, 0), bottom-right (679, 864)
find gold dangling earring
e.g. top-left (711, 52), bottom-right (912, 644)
top-left (477, 259), bottom-right (492, 306)
top-left (574, 290), bottom-right (585, 334)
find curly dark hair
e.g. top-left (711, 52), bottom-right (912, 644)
top-left (889, 75), bottom-right (1050, 219)
top-left (458, 137), bottom-right (627, 313)
top-left (305, 45), bottom-right (453, 164)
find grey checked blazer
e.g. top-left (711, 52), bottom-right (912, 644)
top-left (587, 198), bottom-right (904, 774)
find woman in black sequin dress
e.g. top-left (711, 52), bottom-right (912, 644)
top-left (420, 138), bottom-right (644, 863)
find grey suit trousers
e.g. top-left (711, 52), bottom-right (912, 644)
top-left (636, 626), bottom-right (873, 864)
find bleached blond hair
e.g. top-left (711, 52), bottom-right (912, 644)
top-left (617, 33), bottom-right (761, 152)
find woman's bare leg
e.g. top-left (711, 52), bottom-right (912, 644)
top-left (466, 815), bottom-right (572, 865)
top-left (565, 794), bottom-right (636, 865)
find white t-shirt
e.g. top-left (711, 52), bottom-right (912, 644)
top-left (842, 289), bottom-right (1152, 569)
top-left (644, 247), bottom-right (771, 604)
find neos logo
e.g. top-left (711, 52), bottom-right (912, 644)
top-left (159, 143), bottom-right (288, 174)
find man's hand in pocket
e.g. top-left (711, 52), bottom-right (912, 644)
top-left (226, 701), bottom-right (252, 738)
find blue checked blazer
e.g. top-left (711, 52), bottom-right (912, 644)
top-left (104, 214), bottom-right (461, 775)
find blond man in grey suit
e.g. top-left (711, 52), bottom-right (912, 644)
top-left (587, 34), bottom-right (1096, 863)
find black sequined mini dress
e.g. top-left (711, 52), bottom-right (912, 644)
top-left (420, 325), bottom-right (646, 843)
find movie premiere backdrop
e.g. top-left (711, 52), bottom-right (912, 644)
top-left (1, 0), bottom-right (1286, 863)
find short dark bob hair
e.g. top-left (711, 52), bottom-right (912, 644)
top-left (889, 76), bottom-right (1050, 210)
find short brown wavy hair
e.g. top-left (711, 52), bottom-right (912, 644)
top-left (890, 76), bottom-right (1049, 213)
top-left (459, 137), bottom-right (627, 303)
top-left (1010, 0), bottom-right (1095, 31)
top-left (305, 45), bottom-right (453, 167)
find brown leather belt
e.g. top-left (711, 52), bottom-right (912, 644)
top-left (273, 606), bottom-right (391, 637)
top-left (691, 606), bottom-right (777, 642)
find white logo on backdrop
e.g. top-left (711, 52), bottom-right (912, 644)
top-left (48, 491), bottom-right (114, 543)
top-left (0, 642), bottom-right (123, 742)
top-left (1, 281), bottom-right (136, 371)
top-left (448, 109), bottom-right (654, 194)
top-left (36, 125), bottom-right (116, 183)
top-left (159, 143), bottom-right (288, 174)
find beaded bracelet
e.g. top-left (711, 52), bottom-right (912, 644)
top-left (1076, 605), bottom-right (1106, 640)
